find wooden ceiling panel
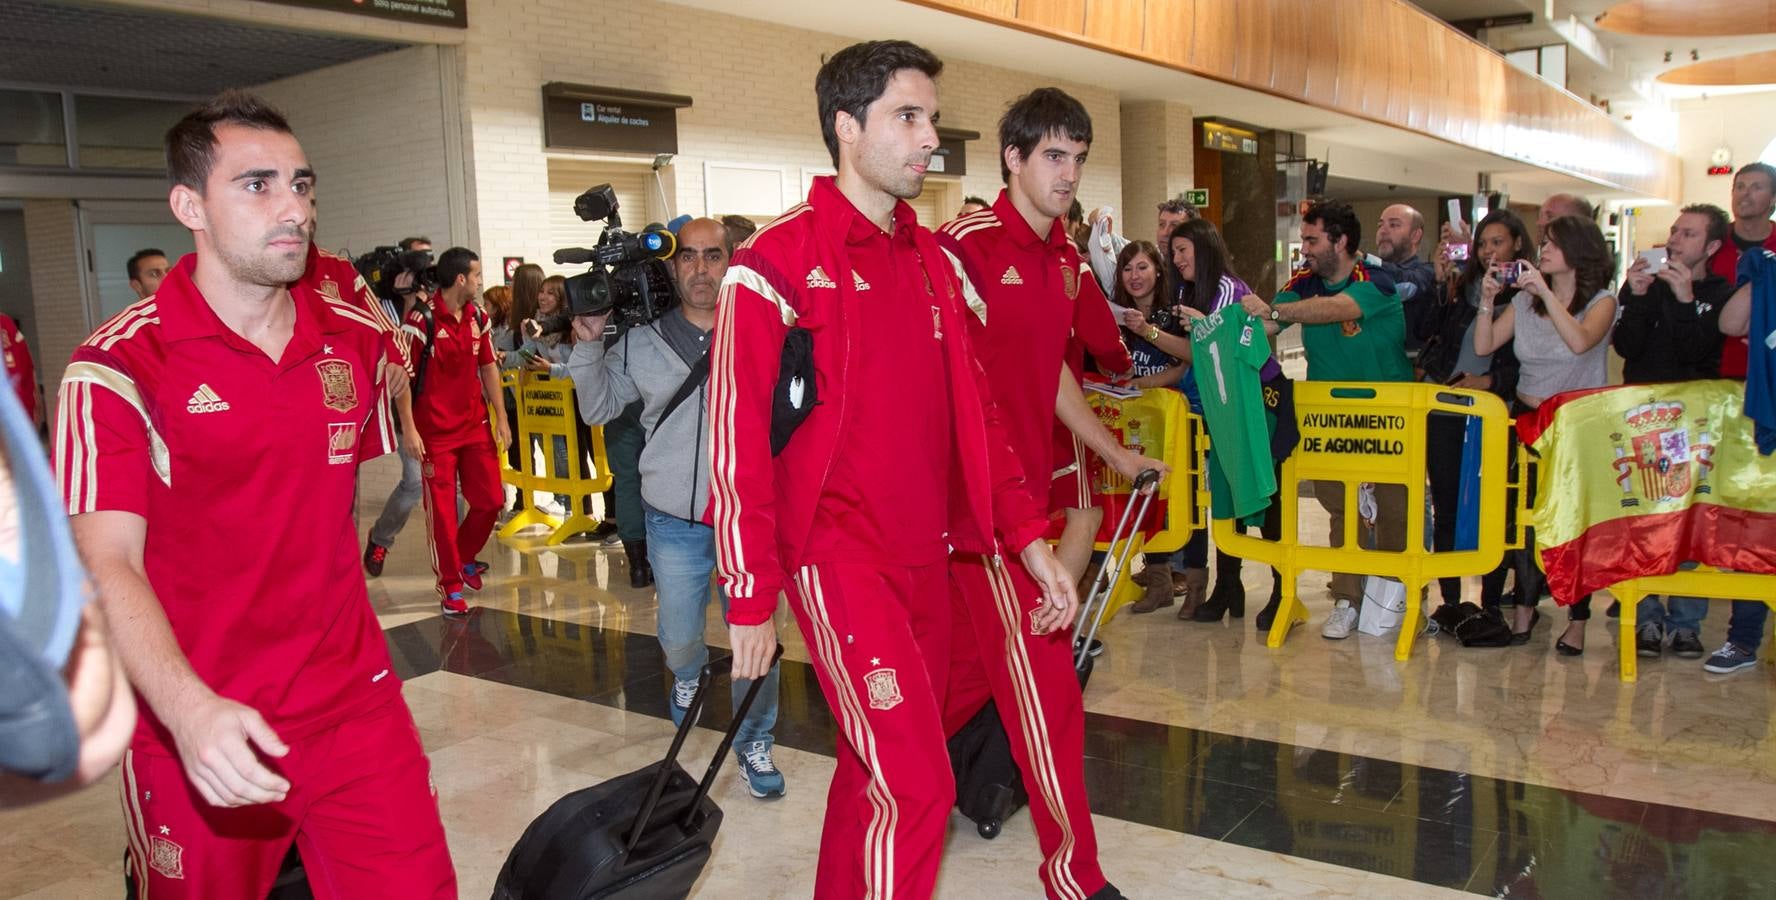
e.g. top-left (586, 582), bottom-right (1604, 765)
top-left (1658, 49), bottom-right (1776, 85)
top-left (1595, 1), bottom-right (1776, 37)
top-left (1083, 0), bottom-right (1144, 48)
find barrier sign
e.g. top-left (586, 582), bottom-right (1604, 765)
top-left (498, 372), bottom-right (613, 546)
top-left (1211, 382), bottom-right (1511, 661)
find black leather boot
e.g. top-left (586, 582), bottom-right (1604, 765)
top-left (625, 540), bottom-right (654, 589)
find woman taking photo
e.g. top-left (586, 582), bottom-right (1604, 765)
top-left (1472, 215), bottom-right (1618, 655)
top-left (1418, 210), bottom-right (1526, 615)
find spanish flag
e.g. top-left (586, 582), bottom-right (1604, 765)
top-left (1518, 380), bottom-right (1776, 604)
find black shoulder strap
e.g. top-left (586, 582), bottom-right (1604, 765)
top-left (651, 351), bottom-right (710, 439)
top-left (411, 303), bottom-right (437, 396)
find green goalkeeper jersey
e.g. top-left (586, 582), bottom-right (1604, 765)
top-left (1189, 309), bottom-right (1277, 520)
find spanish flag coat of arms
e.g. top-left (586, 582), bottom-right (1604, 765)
top-left (1517, 380), bottom-right (1776, 604)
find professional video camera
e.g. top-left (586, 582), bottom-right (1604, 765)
top-left (353, 246), bottom-right (437, 303)
top-left (542, 184), bottom-right (677, 336)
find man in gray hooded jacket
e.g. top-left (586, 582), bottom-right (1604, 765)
top-left (568, 217), bottom-right (784, 799)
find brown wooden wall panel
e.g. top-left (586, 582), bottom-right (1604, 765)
top-left (1083, 0), bottom-right (1144, 48)
top-left (1188, 0), bottom-right (1236, 81)
top-left (1232, 0), bottom-right (1274, 89)
top-left (1017, 0), bottom-right (1086, 33)
top-left (1268, 9), bottom-right (1310, 100)
top-left (903, 0), bottom-right (1679, 199)
top-left (1300, 1), bottom-right (1339, 110)
top-left (943, 0), bottom-right (1018, 17)
top-left (1141, 0), bottom-right (1194, 67)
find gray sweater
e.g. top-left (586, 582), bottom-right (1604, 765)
top-left (567, 319), bottom-right (709, 522)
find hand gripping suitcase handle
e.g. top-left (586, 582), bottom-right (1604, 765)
top-left (625, 644), bottom-right (786, 855)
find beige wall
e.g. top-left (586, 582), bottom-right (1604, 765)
top-left (1119, 100), bottom-right (1194, 232)
top-left (454, 0), bottom-right (1123, 266)
top-left (23, 201), bottom-right (84, 434)
top-left (257, 44), bottom-right (458, 258)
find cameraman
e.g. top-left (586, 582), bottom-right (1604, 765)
top-left (566, 218), bottom-right (783, 799)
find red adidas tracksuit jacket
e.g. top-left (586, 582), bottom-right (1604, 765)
top-left (709, 176), bottom-right (1057, 899)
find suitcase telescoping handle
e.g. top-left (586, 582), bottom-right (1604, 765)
top-left (1071, 468), bottom-right (1162, 671)
top-left (625, 644), bottom-right (786, 856)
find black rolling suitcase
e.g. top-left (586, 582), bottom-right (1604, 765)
top-left (492, 647), bottom-right (781, 899)
top-left (948, 469), bottom-right (1161, 841)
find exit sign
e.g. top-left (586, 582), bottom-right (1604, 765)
top-left (1186, 189), bottom-right (1209, 207)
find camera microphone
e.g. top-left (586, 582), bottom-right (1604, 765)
top-left (554, 247), bottom-right (599, 265)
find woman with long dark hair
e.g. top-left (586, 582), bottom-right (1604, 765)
top-left (1473, 215), bottom-right (1618, 654)
top-left (1154, 220), bottom-right (1285, 625)
top-left (1417, 210), bottom-right (1527, 615)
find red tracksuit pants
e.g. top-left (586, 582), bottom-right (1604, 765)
top-left (945, 553), bottom-right (1106, 900)
top-left (120, 700), bottom-right (454, 898)
top-left (421, 436), bottom-right (503, 597)
top-left (787, 561), bottom-right (955, 900)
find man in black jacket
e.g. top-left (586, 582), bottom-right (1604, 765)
top-left (1612, 203), bottom-right (1733, 661)
top-left (1614, 204), bottom-right (1733, 383)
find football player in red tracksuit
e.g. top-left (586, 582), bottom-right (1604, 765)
top-left (403, 247), bottom-right (511, 615)
top-left (935, 89), bottom-right (1165, 900)
top-left (55, 92), bottom-right (454, 898)
top-left (709, 42), bottom-right (1086, 899)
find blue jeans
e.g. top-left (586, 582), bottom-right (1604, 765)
top-left (1728, 601), bottom-right (1769, 653)
top-left (1636, 595), bottom-right (1707, 635)
top-left (644, 504), bottom-right (779, 750)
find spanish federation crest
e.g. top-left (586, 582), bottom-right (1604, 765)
top-left (314, 359), bottom-right (358, 413)
top-left (864, 667), bottom-right (903, 710)
top-left (148, 834), bottom-right (185, 879)
top-left (1609, 401), bottom-right (1717, 507)
top-left (1060, 264), bottom-right (1079, 300)
top-left (316, 278), bottom-right (343, 303)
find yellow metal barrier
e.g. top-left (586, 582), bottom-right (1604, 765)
top-left (1610, 569), bottom-right (1776, 682)
top-left (1212, 382), bottom-right (1511, 661)
top-left (498, 371), bottom-right (613, 546)
top-left (1074, 387), bottom-right (1205, 625)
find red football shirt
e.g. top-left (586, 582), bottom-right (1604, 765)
top-left (55, 253), bottom-right (399, 754)
top-left (0, 313), bottom-right (36, 421)
top-left (1709, 231), bottom-right (1776, 378)
top-left (937, 190), bottom-right (1127, 512)
top-left (806, 192), bottom-right (952, 566)
top-left (299, 243), bottom-right (409, 371)
top-left (404, 296), bottom-right (494, 450)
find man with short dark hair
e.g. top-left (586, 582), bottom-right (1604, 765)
top-left (711, 40), bottom-right (1087, 897)
top-left (1613, 203), bottom-right (1733, 661)
top-left (56, 89), bottom-right (454, 896)
top-left (1243, 199), bottom-right (1413, 638)
top-left (1370, 203), bottom-right (1434, 354)
top-left (126, 249), bottom-right (169, 300)
top-left (1156, 195), bottom-right (1199, 249)
top-left (1710, 162), bottom-right (1776, 381)
top-left (398, 236), bottom-right (431, 252)
top-left (403, 246), bottom-right (509, 616)
top-left (938, 86), bottom-right (1156, 900)
top-left (718, 215), bottom-right (755, 249)
top-left (956, 195), bottom-right (989, 217)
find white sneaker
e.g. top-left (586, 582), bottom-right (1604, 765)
top-left (1321, 600), bottom-right (1358, 640)
top-left (534, 497), bottom-right (567, 517)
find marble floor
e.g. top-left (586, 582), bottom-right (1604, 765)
top-left (4, 496), bottom-right (1774, 898)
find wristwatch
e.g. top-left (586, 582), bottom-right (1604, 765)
top-left (1269, 307), bottom-right (1282, 322)
top-left (1146, 325), bottom-right (1160, 340)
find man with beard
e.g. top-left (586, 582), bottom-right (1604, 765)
top-left (568, 217), bottom-right (785, 800)
top-left (1243, 199), bottom-right (1412, 640)
top-left (1369, 203), bottom-right (1434, 356)
top-left (54, 91), bottom-right (454, 897)
top-left (709, 40), bottom-right (1082, 897)
top-left (936, 87), bottom-right (1154, 900)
